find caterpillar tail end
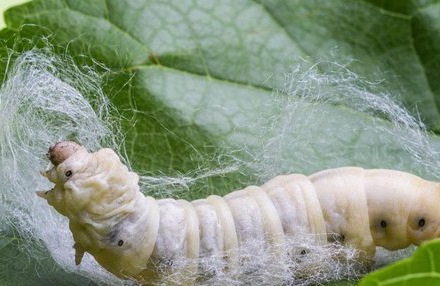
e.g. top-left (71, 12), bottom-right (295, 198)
top-left (47, 141), bottom-right (81, 166)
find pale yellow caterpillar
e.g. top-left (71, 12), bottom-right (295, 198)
top-left (37, 141), bottom-right (440, 283)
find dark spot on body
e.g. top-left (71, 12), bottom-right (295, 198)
top-left (380, 220), bottom-right (387, 228)
top-left (107, 225), bottom-right (124, 247)
top-left (108, 229), bottom-right (119, 243)
top-left (300, 249), bottom-right (306, 255)
top-left (65, 170), bottom-right (72, 177)
top-left (418, 218), bottom-right (425, 228)
top-left (106, 217), bottom-right (136, 247)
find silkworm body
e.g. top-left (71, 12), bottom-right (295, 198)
top-left (38, 143), bottom-right (440, 282)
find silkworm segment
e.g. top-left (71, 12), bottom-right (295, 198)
top-left (37, 142), bottom-right (440, 282)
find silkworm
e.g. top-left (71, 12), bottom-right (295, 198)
top-left (37, 141), bottom-right (440, 282)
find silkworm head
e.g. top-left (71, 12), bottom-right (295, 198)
top-left (47, 141), bottom-right (81, 166)
top-left (38, 142), bottom-right (90, 216)
top-left (40, 143), bottom-right (139, 222)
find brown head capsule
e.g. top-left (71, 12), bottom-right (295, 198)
top-left (47, 141), bottom-right (81, 166)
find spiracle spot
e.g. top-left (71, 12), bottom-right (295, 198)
top-left (380, 220), bottom-right (387, 228)
top-left (418, 218), bottom-right (425, 228)
top-left (300, 249), bottom-right (307, 255)
top-left (118, 240), bottom-right (124, 246)
top-left (65, 170), bottom-right (72, 177)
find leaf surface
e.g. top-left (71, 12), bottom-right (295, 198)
top-left (2, 0), bottom-right (440, 285)
top-left (360, 239), bottom-right (440, 286)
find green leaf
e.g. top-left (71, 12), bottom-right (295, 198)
top-left (0, 227), bottom-right (96, 286)
top-left (359, 239), bottom-right (440, 286)
top-left (3, 0), bottom-right (440, 182)
top-left (3, 0), bottom-right (440, 285)
top-left (0, 0), bottom-right (27, 28)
